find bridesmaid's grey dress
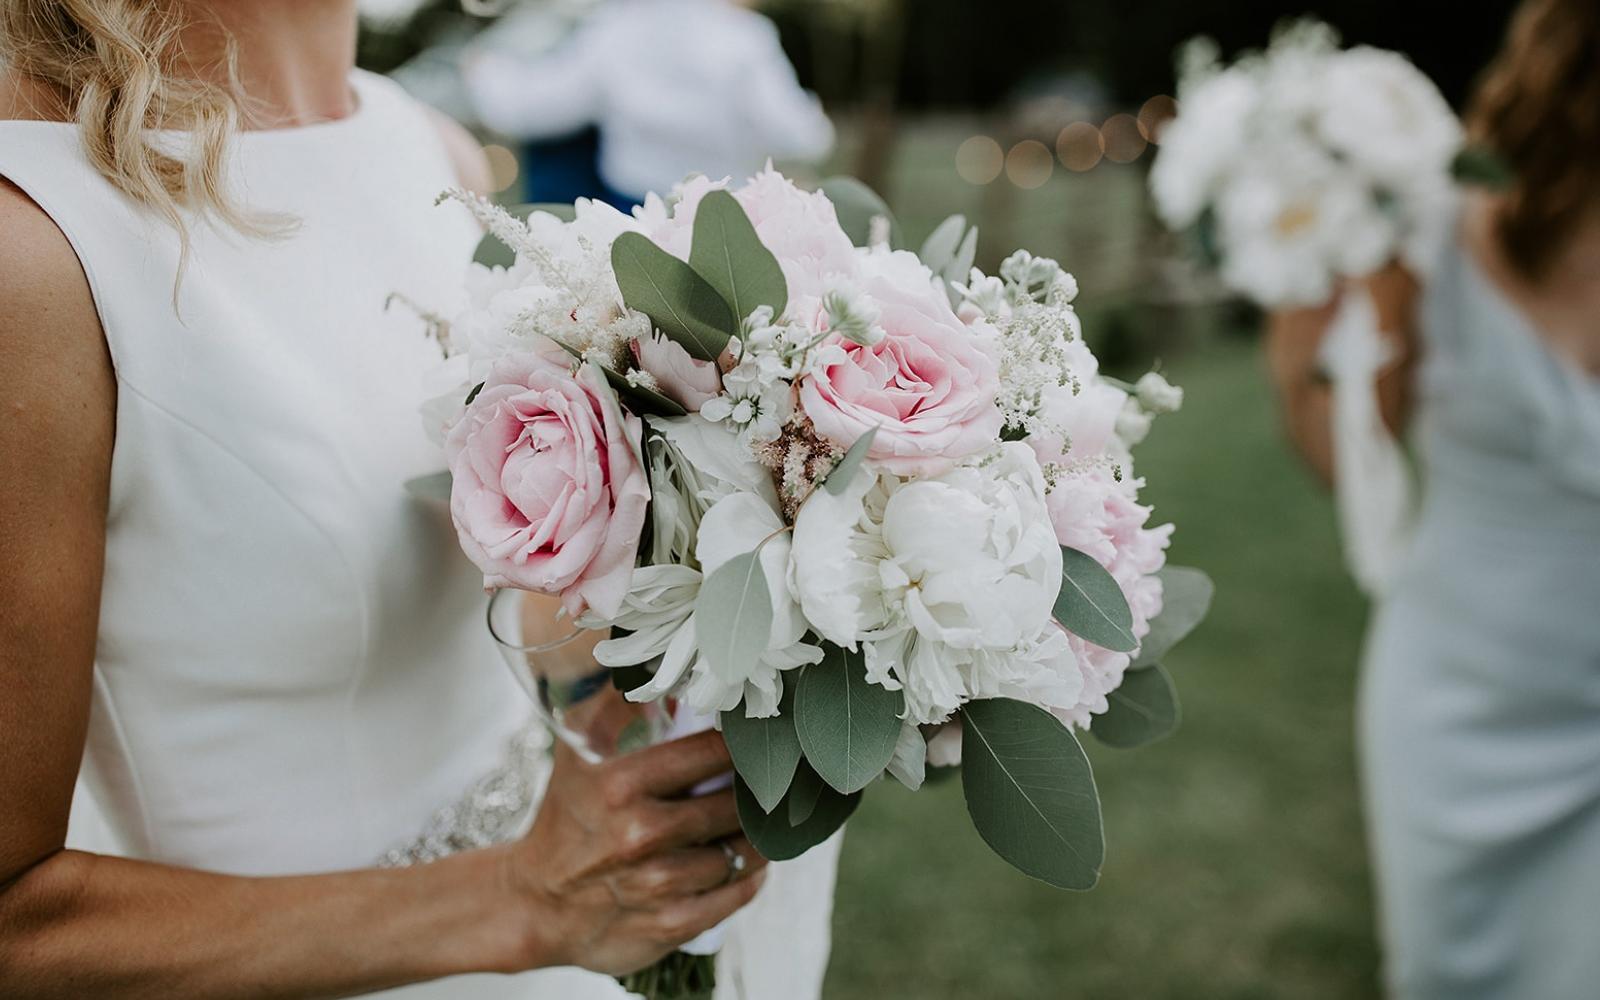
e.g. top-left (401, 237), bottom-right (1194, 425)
top-left (1360, 239), bottom-right (1600, 999)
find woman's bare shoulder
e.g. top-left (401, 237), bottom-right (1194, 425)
top-left (0, 177), bottom-right (112, 417)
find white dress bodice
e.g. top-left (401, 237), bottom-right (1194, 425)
top-left (0, 71), bottom-right (839, 999)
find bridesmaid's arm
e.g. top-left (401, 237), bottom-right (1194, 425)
top-left (0, 180), bottom-right (765, 998)
top-left (1263, 263), bottom-right (1422, 488)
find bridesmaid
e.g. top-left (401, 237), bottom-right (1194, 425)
top-left (1268, 1), bottom-right (1600, 996)
top-left (0, 2), bottom-right (844, 997)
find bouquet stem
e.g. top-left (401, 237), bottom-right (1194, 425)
top-left (617, 949), bottom-right (716, 1000)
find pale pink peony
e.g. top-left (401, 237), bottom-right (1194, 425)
top-left (798, 250), bottom-right (1003, 476)
top-left (1029, 371), bottom-right (1173, 727)
top-left (638, 169), bottom-right (858, 303)
top-left (631, 332), bottom-right (722, 411)
top-left (446, 350), bottom-right (650, 620)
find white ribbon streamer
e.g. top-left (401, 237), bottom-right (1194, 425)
top-left (1318, 287), bottom-right (1417, 595)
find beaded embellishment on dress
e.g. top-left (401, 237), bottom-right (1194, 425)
top-left (378, 721), bottom-right (551, 867)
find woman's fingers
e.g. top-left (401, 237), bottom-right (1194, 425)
top-left (614, 838), bottom-right (767, 904)
top-left (649, 788), bottom-right (742, 849)
top-left (649, 868), bottom-right (768, 948)
top-left (617, 729), bottom-right (733, 798)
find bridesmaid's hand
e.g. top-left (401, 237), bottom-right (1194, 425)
top-left (503, 729), bottom-right (765, 976)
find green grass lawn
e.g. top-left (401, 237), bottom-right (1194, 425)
top-left (823, 338), bottom-right (1382, 999)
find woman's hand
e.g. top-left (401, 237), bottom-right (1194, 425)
top-left (504, 729), bottom-right (765, 977)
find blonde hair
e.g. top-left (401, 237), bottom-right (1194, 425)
top-left (0, 1), bottom-right (277, 265)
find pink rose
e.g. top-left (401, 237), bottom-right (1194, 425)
top-left (446, 352), bottom-right (650, 620)
top-left (798, 251), bottom-right (1003, 476)
top-left (631, 332), bottom-right (723, 411)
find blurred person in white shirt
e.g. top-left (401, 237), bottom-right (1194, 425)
top-left (463, 0), bottom-right (834, 206)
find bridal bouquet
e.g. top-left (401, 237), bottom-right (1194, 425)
top-left (418, 169), bottom-right (1211, 996)
top-left (1149, 20), bottom-right (1463, 306)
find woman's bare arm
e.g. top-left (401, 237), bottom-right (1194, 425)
top-left (0, 180), bottom-right (764, 999)
top-left (1263, 264), bottom-right (1421, 488)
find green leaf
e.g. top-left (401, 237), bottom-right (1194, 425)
top-left (721, 703), bottom-right (803, 814)
top-left (919, 214), bottom-right (967, 274)
top-left (1133, 566), bottom-right (1214, 668)
top-left (688, 190), bottom-right (788, 323)
top-left (611, 232), bottom-right (736, 362)
top-left (694, 550), bottom-right (774, 689)
top-left (794, 644), bottom-right (904, 794)
top-left (960, 698), bottom-right (1104, 890)
top-left (545, 338), bottom-right (688, 418)
top-left (1451, 145), bottom-right (1515, 191)
top-left (823, 427), bottom-right (879, 496)
top-left (1091, 664), bottom-right (1181, 749)
top-left (472, 202), bottom-right (576, 267)
top-left (818, 176), bottom-right (903, 249)
top-left (464, 382), bottom-right (486, 406)
top-left (1054, 546), bottom-right (1137, 652)
top-left (403, 470), bottom-right (452, 504)
top-left (736, 761), bottom-right (861, 861)
top-left (786, 762), bottom-right (826, 826)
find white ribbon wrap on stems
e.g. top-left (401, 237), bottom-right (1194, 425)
top-left (1317, 286), bottom-right (1417, 595)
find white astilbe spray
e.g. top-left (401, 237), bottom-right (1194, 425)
top-left (958, 250), bottom-right (1088, 439)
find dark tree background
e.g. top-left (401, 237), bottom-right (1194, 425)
top-left (768, 1), bottom-right (1520, 110)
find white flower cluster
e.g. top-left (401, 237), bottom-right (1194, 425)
top-left (1149, 21), bottom-right (1463, 306)
top-left (957, 250), bottom-right (1086, 439)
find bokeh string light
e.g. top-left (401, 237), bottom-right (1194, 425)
top-left (1137, 95), bottom-right (1180, 144)
top-left (1006, 139), bottom-right (1055, 189)
top-left (1101, 113), bottom-right (1148, 164)
top-left (1056, 121), bottom-right (1104, 172)
top-left (482, 144), bottom-right (520, 194)
top-left (955, 134), bottom-right (1005, 185)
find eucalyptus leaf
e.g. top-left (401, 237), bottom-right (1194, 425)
top-left (1054, 546), bottom-right (1138, 652)
top-left (736, 763), bottom-right (860, 861)
top-left (695, 550), bottom-right (774, 688)
top-left (794, 644), bottom-right (904, 794)
top-left (786, 761), bottom-right (826, 826)
top-left (818, 176), bottom-right (903, 249)
top-left (611, 232), bottom-right (736, 361)
top-left (472, 202), bottom-right (577, 267)
top-left (823, 427), bottom-right (879, 496)
top-left (1451, 145), bottom-right (1515, 191)
top-left (1091, 664), bottom-right (1181, 749)
top-left (547, 339), bottom-right (690, 418)
top-left (919, 214), bottom-right (967, 274)
top-left (689, 190), bottom-right (788, 323)
top-left (721, 702), bottom-right (803, 814)
top-left (403, 470), bottom-right (452, 505)
top-left (960, 698), bottom-right (1104, 890)
top-left (1132, 566), bottom-right (1214, 668)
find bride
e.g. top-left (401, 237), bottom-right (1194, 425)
top-left (0, 1), bottom-right (838, 997)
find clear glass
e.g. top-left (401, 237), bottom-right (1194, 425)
top-left (484, 587), bottom-right (718, 999)
top-left (485, 587), bottom-right (676, 762)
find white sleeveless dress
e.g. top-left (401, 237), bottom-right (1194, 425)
top-left (1359, 237), bottom-right (1600, 998)
top-left (0, 69), bottom-right (838, 1000)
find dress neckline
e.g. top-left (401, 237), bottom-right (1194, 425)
top-left (1457, 240), bottom-right (1600, 390)
top-left (0, 70), bottom-right (375, 142)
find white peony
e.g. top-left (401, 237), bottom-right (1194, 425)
top-left (791, 443), bottom-right (1070, 724)
top-left (1149, 66), bottom-right (1260, 228)
top-left (1315, 47), bottom-right (1462, 187)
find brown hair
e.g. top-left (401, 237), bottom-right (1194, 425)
top-left (0, 1), bottom-right (277, 265)
top-left (1467, 0), bottom-right (1600, 281)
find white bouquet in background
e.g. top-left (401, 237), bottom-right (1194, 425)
top-left (412, 170), bottom-right (1213, 998)
top-left (1150, 20), bottom-right (1463, 307)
